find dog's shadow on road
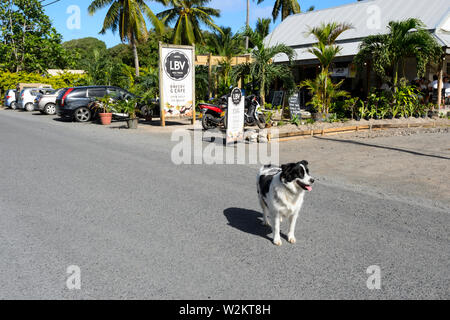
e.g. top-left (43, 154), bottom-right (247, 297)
top-left (224, 208), bottom-right (272, 241)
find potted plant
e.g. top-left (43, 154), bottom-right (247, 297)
top-left (94, 95), bottom-right (114, 125)
top-left (118, 99), bottom-right (139, 129)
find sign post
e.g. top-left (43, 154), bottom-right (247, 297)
top-left (226, 87), bottom-right (245, 144)
top-left (288, 92), bottom-right (302, 119)
top-left (271, 91), bottom-right (284, 108)
top-left (159, 43), bottom-right (195, 126)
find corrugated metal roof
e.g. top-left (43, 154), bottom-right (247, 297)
top-left (266, 0), bottom-right (450, 62)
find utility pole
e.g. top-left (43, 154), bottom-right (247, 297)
top-left (245, 0), bottom-right (249, 50)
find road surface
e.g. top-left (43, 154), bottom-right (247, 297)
top-left (0, 109), bottom-right (448, 299)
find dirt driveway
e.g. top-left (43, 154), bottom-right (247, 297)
top-left (280, 131), bottom-right (450, 208)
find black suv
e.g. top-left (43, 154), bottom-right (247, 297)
top-left (56, 86), bottom-right (136, 122)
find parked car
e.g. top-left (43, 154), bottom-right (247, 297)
top-left (56, 86), bottom-right (141, 122)
top-left (19, 88), bottom-right (40, 111)
top-left (36, 88), bottom-right (65, 115)
top-left (4, 89), bottom-right (17, 109)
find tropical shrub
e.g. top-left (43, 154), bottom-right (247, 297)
top-left (301, 72), bottom-right (349, 114)
top-left (0, 71), bottom-right (87, 96)
top-left (355, 18), bottom-right (443, 88)
top-left (392, 84), bottom-right (422, 117)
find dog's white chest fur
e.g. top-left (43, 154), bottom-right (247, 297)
top-left (270, 178), bottom-right (305, 217)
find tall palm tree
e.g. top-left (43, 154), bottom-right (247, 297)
top-left (88, 0), bottom-right (167, 77)
top-left (306, 22), bottom-right (353, 73)
top-left (157, 0), bottom-right (222, 45)
top-left (301, 22), bottom-right (353, 114)
top-left (355, 18), bottom-right (442, 87)
top-left (232, 26), bottom-right (295, 105)
top-left (208, 27), bottom-right (242, 58)
top-left (255, 18), bottom-right (271, 39)
top-left (257, 0), bottom-right (301, 21)
top-left (210, 27), bottom-right (243, 88)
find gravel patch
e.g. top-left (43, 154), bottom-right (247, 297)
top-left (276, 117), bottom-right (450, 134)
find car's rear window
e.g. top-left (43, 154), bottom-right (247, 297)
top-left (88, 88), bottom-right (107, 98)
top-left (70, 89), bottom-right (87, 98)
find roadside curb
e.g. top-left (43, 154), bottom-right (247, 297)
top-left (273, 122), bottom-right (450, 142)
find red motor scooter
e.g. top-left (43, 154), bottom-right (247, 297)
top-left (198, 94), bottom-right (229, 130)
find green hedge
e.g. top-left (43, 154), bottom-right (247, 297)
top-left (0, 71), bottom-right (88, 96)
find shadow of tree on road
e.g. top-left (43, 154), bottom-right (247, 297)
top-left (223, 208), bottom-right (272, 241)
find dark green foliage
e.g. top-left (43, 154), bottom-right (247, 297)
top-left (0, 0), bottom-right (75, 72)
top-left (62, 37), bottom-right (108, 70)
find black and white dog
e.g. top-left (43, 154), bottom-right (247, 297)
top-left (257, 161), bottom-right (314, 246)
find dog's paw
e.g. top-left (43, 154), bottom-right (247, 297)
top-left (288, 236), bottom-right (296, 244)
top-left (273, 239), bottom-right (282, 246)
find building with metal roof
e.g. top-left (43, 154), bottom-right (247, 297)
top-left (266, 0), bottom-right (450, 64)
top-left (263, 0), bottom-right (450, 107)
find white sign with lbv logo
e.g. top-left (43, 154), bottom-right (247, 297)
top-left (159, 43), bottom-right (195, 126)
top-left (226, 87), bottom-right (245, 144)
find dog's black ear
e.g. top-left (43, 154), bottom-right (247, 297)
top-left (299, 160), bottom-right (309, 166)
top-left (281, 163), bottom-right (297, 182)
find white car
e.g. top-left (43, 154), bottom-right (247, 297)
top-left (4, 89), bottom-right (17, 109)
top-left (19, 88), bottom-right (40, 111)
top-left (19, 88), bottom-right (53, 112)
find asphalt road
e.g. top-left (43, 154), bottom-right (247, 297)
top-left (0, 109), bottom-right (448, 299)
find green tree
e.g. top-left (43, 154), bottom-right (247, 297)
top-left (157, 0), bottom-right (222, 45)
top-left (84, 49), bottom-right (109, 85)
top-left (355, 18), bottom-right (443, 87)
top-left (257, 0), bottom-right (300, 21)
top-left (88, 0), bottom-right (167, 77)
top-left (0, 0), bottom-right (74, 72)
top-left (301, 71), bottom-right (349, 114)
top-left (301, 22), bottom-right (353, 114)
top-left (63, 37), bottom-right (108, 70)
top-left (255, 18), bottom-right (271, 39)
top-left (306, 22), bottom-right (353, 73)
top-left (232, 26), bottom-right (295, 105)
top-left (207, 27), bottom-right (244, 89)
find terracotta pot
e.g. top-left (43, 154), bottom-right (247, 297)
top-left (99, 113), bottom-right (112, 125)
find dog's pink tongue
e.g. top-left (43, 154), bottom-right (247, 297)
top-left (306, 186), bottom-right (312, 192)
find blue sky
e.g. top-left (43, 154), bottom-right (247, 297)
top-left (43, 0), bottom-right (357, 48)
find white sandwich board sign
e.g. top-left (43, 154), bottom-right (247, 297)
top-left (226, 87), bottom-right (245, 144)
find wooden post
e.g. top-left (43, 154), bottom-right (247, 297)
top-left (437, 61), bottom-right (443, 111)
top-left (192, 44), bottom-right (196, 125)
top-left (366, 61), bottom-right (371, 99)
top-left (159, 42), bottom-right (165, 127)
top-left (208, 52), bottom-right (212, 100)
